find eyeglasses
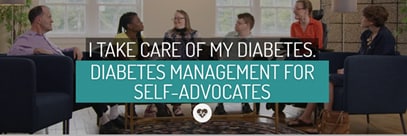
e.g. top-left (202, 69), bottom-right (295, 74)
top-left (235, 20), bottom-right (247, 25)
top-left (294, 7), bottom-right (305, 10)
top-left (235, 22), bottom-right (247, 25)
top-left (172, 17), bottom-right (185, 20)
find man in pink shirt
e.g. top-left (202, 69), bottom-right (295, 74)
top-left (7, 5), bottom-right (82, 59)
top-left (8, 5), bottom-right (124, 134)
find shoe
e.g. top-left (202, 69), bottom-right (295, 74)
top-left (156, 104), bottom-right (172, 117)
top-left (214, 105), bottom-right (227, 115)
top-left (286, 118), bottom-right (313, 127)
top-left (173, 105), bottom-right (184, 116)
top-left (190, 103), bottom-right (198, 115)
top-left (191, 104), bottom-right (196, 116)
top-left (266, 103), bottom-right (273, 110)
top-left (110, 116), bottom-right (126, 129)
top-left (191, 103), bottom-right (197, 111)
top-left (144, 104), bottom-right (157, 118)
top-left (99, 121), bottom-right (122, 134)
top-left (241, 103), bottom-right (253, 114)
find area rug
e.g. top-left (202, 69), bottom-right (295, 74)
top-left (133, 117), bottom-right (305, 134)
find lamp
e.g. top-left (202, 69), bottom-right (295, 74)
top-left (0, 0), bottom-right (26, 46)
top-left (332, 0), bottom-right (357, 52)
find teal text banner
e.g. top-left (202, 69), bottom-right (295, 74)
top-left (76, 60), bottom-right (328, 103)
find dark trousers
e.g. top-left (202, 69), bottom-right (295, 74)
top-left (65, 51), bottom-right (110, 118)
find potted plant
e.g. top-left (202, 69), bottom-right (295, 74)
top-left (0, 0), bottom-right (32, 47)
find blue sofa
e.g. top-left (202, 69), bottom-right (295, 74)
top-left (0, 55), bottom-right (73, 134)
top-left (319, 52), bottom-right (407, 134)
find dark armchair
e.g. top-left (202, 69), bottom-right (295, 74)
top-left (319, 52), bottom-right (407, 134)
top-left (0, 55), bottom-right (73, 134)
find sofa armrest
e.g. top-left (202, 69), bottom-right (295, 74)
top-left (63, 51), bottom-right (104, 60)
top-left (0, 57), bottom-right (36, 128)
top-left (21, 56), bottom-right (74, 96)
top-left (344, 55), bottom-right (407, 114)
top-left (0, 57), bottom-right (36, 101)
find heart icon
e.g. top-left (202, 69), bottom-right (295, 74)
top-left (197, 109), bottom-right (208, 118)
top-left (192, 104), bottom-right (212, 123)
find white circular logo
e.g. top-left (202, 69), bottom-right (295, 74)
top-left (192, 103), bottom-right (212, 123)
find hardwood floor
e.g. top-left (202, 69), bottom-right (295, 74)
top-left (33, 103), bottom-right (406, 134)
top-left (349, 114), bottom-right (406, 134)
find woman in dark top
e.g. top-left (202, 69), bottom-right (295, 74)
top-left (288, 5), bottom-right (396, 127)
top-left (327, 5), bottom-right (396, 109)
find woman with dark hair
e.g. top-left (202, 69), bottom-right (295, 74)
top-left (287, 5), bottom-right (396, 128)
top-left (325, 5), bottom-right (396, 111)
top-left (114, 12), bottom-right (158, 118)
top-left (155, 10), bottom-right (200, 117)
top-left (115, 12), bottom-right (144, 60)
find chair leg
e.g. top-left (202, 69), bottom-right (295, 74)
top-left (313, 108), bottom-right (318, 125)
top-left (63, 119), bottom-right (69, 134)
top-left (45, 127), bottom-right (49, 134)
top-left (255, 103), bottom-right (260, 115)
top-left (366, 114), bottom-right (370, 124)
top-left (399, 113), bottom-right (406, 134)
top-left (313, 105), bottom-right (321, 125)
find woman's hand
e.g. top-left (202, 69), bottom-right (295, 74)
top-left (337, 68), bottom-right (344, 75)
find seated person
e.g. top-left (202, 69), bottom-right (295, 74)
top-left (114, 11), bottom-right (157, 118)
top-left (266, 0), bottom-right (323, 121)
top-left (7, 5), bottom-right (125, 134)
top-left (213, 13), bottom-right (256, 115)
top-left (288, 5), bottom-right (396, 128)
top-left (156, 9), bottom-right (200, 117)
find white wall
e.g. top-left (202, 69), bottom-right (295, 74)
top-left (310, 0), bottom-right (320, 10)
top-left (55, 0), bottom-right (216, 51)
top-left (143, 0), bottom-right (216, 38)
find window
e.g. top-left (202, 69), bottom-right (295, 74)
top-left (40, 0), bottom-right (142, 37)
top-left (216, 0), bottom-right (296, 36)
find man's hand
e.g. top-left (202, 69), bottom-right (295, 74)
top-left (73, 47), bottom-right (83, 60)
top-left (33, 48), bottom-right (53, 55)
